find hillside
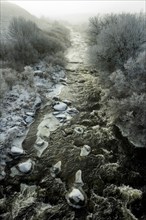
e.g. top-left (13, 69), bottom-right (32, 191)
top-left (0, 2), bottom-right (51, 40)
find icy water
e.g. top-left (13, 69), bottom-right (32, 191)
top-left (0, 28), bottom-right (146, 220)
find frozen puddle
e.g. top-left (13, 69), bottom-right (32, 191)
top-left (37, 113), bottom-right (60, 138)
top-left (46, 84), bottom-right (64, 99)
top-left (34, 137), bottom-right (48, 157)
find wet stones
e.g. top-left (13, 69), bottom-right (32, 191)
top-left (66, 188), bottom-right (86, 209)
top-left (25, 116), bottom-right (34, 124)
top-left (67, 107), bottom-right (79, 115)
top-left (18, 159), bottom-right (33, 173)
top-left (50, 161), bottom-right (62, 177)
top-left (74, 126), bottom-right (84, 134)
top-left (66, 169), bottom-right (87, 209)
top-left (63, 99), bottom-right (72, 105)
top-left (35, 137), bottom-right (44, 146)
top-left (34, 96), bottom-right (42, 109)
top-left (26, 111), bottom-right (35, 117)
top-left (53, 102), bottom-right (67, 111)
top-left (34, 137), bottom-right (48, 157)
top-left (80, 145), bottom-right (91, 157)
top-left (0, 170), bottom-right (6, 181)
top-left (74, 170), bottom-right (84, 187)
top-left (10, 146), bottom-right (24, 156)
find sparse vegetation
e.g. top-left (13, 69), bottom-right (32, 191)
top-left (88, 13), bottom-right (146, 147)
top-left (0, 17), bottom-right (70, 69)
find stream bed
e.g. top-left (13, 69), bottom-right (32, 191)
top-left (0, 29), bottom-right (146, 220)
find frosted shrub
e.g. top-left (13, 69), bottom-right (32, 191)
top-left (88, 13), bottom-right (146, 71)
top-left (1, 17), bottom-right (70, 69)
top-left (20, 66), bottom-right (34, 87)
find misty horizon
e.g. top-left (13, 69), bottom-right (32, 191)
top-left (4, 0), bottom-right (145, 24)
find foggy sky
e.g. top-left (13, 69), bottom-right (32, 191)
top-left (7, 0), bottom-right (145, 19)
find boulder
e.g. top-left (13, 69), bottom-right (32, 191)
top-left (35, 137), bottom-right (44, 146)
top-left (50, 161), bottom-right (62, 177)
top-left (34, 96), bottom-right (41, 109)
top-left (53, 102), bottom-right (67, 111)
top-left (67, 107), bottom-right (79, 114)
top-left (25, 116), bottom-right (33, 124)
top-left (18, 159), bottom-right (32, 173)
top-left (26, 112), bottom-right (35, 117)
top-left (66, 188), bottom-right (86, 209)
top-left (74, 170), bottom-right (84, 186)
top-left (10, 146), bottom-right (24, 156)
top-left (80, 145), bottom-right (91, 157)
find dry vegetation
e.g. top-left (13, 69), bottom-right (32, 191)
top-left (0, 17), bottom-right (70, 100)
top-left (0, 17), bottom-right (70, 69)
top-left (88, 13), bottom-right (146, 148)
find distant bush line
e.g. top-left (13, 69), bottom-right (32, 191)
top-left (88, 13), bottom-right (146, 148)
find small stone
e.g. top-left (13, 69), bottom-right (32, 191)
top-left (53, 111), bottom-right (60, 115)
top-left (25, 116), bottom-right (33, 124)
top-left (78, 79), bottom-right (85, 83)
top-left (63, 99), bottom-right (72, 105)
top-left (18, 160), bottom-right (32, 173)
top-left (59, 78), bottom-right (67, 83)
top-left (35, 137), bottom-right (44, 146)
top-left (34, 96), bottom-right (42, 109)
top-left (53, 102), bottom-right (67, 111)
top-left (0, 171), bottom-right (6, 180)
top-left (52, 96), bottom-right (59, 101)
top-left (55, 114), bottom-right (67, 119)
top-left (67, 107), bottom-right (79, 114)
top-left (66, 188), bottom-right (86, 209)
top-left (26, 112), bottom-right (35, 117)
top-left (80, 145), bottom-right (91, 157)
top-left (75, 170), bottom-right (84, 186)
top-left (34, 70), bottom-right (43, 75)
top-left (74, 127), bottom-right (84, 134)
top-left (11, 146), bottom-right (24, 156)
top-left (50, 161), bottom-right (61, 177)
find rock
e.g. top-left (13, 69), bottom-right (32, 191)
top-left (0, 170), bottom-right (6, 180)
top-left (37, 127), bottom-right (50, 138)
top-left (35, 137), bottom-right (44, 146)
top-left (59, 78), bottom-right (67, 83)
top-left (52, 96), bottom-right (59, 101)
top-left (66, 188), bottom-right (86, 209)
top-left (34, 96), bottom-right (41, 109)
top-left (18, 159), bottom-right (32, 173)
top-left (78, 79), bottom-right (85, 83)
top-left (26, 112), bottom-right (35, 117)
top-left (34, 70), bottom-right (43, 76)
top-left (25, 116), bottom-right (34, 124)
top-left (53, 102), bottom-right (67, 111)
top-left (63, 99), bottom-right (72, 105)
top-left (34, 139), bottom-right (48, 157)
top-left (74, 170), bottom-right (84, 187)
top-left (50, 161), bottom-right (62, 177)
top-left (10, 146), bottom-right (24, 156)
top-left (80, 145), bottom-right (91, 157)
top-left (55, 114), bottom-right (67, 119)
top-left (67, 107), bottom-right (79, 114)
top-left (53, 111), bottom-right (60, 115)
top-left (74, 127), bottom-right (84, 134)
top-left (61, 82), bottom-right (67, 86)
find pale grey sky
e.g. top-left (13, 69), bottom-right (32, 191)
top-left (7, 1), bottom-right (145, 18)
